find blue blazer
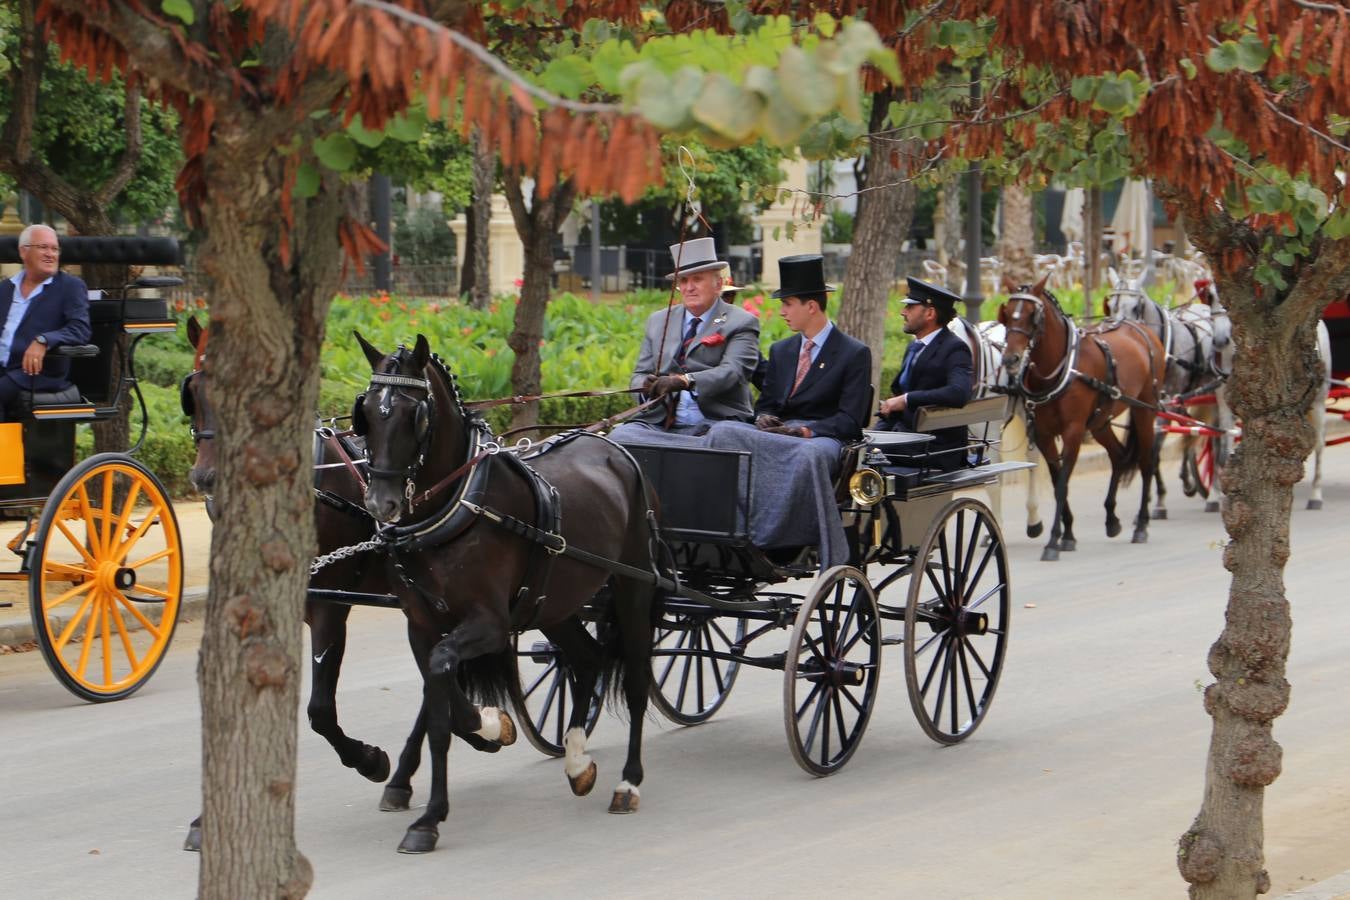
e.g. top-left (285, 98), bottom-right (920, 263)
top-left (875, 326), bottom-right (973, 464)
top-left (0, 270), bottom-right (92, 391)
top-left (755, 326), bottom-right (872, 441)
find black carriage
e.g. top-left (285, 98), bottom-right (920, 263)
top-left (512, 396), bottom-right (1031, 775)
top-left (0, 237), bottom-right (186, 701)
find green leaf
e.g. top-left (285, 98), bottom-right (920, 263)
top-left (778, 46), bottom-right (836, 117)
top-left (814, 11), bottom-right (837, 38)
top-left (313, 133), bottom-right (357, 172)
top-left (346, 114), bottom-right (386, 149)
top-left (162, 0), bottom-right (195, 25)
top-left (1070, 77), bottom-right (1097, 103)
top-left (541, 56), bottom-right (595, 101)
top-left (293, 163), bottom-right (320, 199)
top-left (1273, 248), bottom-right (1295, 266)
top-left (1324, 210), bottom-right (1350, 240)
top-left (385, 108), bottom-right (426, 143)
top-left (1179, 58), bottom-right (1197, 80)
top-left (1093, 77), bottom-right (1134, 114)
top-left (691, 74), bottom-right (761, 141)
top-left (1235, 34), bottom-right (1271, 72)
top-left (1206, 42), bottom-right (1240, 73)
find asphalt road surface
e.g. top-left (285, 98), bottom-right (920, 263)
top-left (3, 458), bottom-right (1349, 899)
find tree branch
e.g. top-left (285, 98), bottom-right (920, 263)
top-left (1276, 236), bottom-right (1350, 335)
top-left (94, 80), bottom-right (144, 207)
top-left (1264, 98), bottom-right (1350, 155)
top-left (1157, 183), bottom-right (1243, 258)
top-left (1289, 0), bottom-right (1348, 12)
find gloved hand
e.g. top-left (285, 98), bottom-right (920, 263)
top-left (755, 414), bottom-right (784, 430)
top-left (760, 424), bottom-right (808, 438)
top-left (648, 374), bottom-right (689, 399)
top-left (640, 375), bottom-right (657, 394)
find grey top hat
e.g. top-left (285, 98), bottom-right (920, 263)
top-left (666, 237), bottom-right (729, 278)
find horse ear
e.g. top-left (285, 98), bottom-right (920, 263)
top-left (1001, 273), bottom-right (1019, 294)
top-left (354, 330), bottom-right (385, 370)
top-left (186, 315), bottom-right (202, 351)
top-left (412, 334), bottom-right (430, 371)
top-left (1107, 266), bottom-right (1119, 287)
top-left (1032, 273), bottom-right (1050, 294)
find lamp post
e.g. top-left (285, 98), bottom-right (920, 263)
top-left (370, 173), bottom-right (392, 292)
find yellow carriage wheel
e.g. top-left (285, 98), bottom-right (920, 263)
top-left (29, 453), bottom-right (183, 702)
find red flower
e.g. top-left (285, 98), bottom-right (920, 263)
top-left (700, 333), bottom-right (726, 347)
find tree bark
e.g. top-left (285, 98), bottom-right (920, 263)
top-left (939, 178), bottom-right (964, 295)
top-left (996, 182), bottom-right (1036, 288)
top-left (1084, 186), bottom-right (1104, 313)
top-left (501, 171), bottom-right (576, 431)
top-left (1170, 191), bottom-right (1350, 899)
top-left (464, 127), bottom-right (494, 309)
top-left (193, 117), bottom-right (346, 900)
top-left (839, 87), bottom-right (919, 389)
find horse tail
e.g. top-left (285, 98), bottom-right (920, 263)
top-left (456, 646), bottom-right (519, 710)
top-left (1118, 417), bottom-right (1141, 487)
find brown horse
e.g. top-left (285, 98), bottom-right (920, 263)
top-left (353, 332), bottom-right (661, 853)
top-left (997, 279), bottom-right (1166, 561)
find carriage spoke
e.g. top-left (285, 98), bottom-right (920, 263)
top-left (110, 600), bottom-right (139, 671)
top-left (44, 580), bottom-right (95, 613)
top-left (961, 636), bottom-right (994, 680)
top-left (948, 639), bottom-right (961, 734)
top-left (520, 658), bottom-right (557, 700)
top-left (693, 622), bottom-right (706, 714)
top-left (107, 480), bottom-right (145, 557)
top-left (126, 546), bottom-right (174, 570)
top-left (100, 472), bottom-right (116, 556)
top-left (54, 517), bottom-right (98, 570)
top-left (115, 593), bottom-right (162, 637)
top-left (795, 679), bottom-right (825, 720)
top-left (952, 511), bottom-right (966, 599)
top-left (114, 507), bottom-right (165, 564)
top-left (962, 543), bottom-right (1000, 604)
top-left (75, 596), bottom-right (99, 678)
top-left (831, 686), bottom-right (849, 751)
top-left (937, 529), bottom-right (954, 598)
top-left (818, 687), bottom-right (832, 766)
top-left (837, 683), bottom-right (865, 715)
top-left (964, 581), bottom-right (1006, 613)
top-left (74, 484), bottom-right (101, 558)
top-left (801, 683), bottom-right (827, 754)
top-left (932, 639), bottom-right (955, 727)
top-left (920, 634), bottom-right (950, 696)
top-left (958, 640), bottom-right (980, 720)
top-left (54, 592), bottom-right (98, 651)
top-left (102, 602), bottom-right (114, 686)
top-left (923, 563), bottom-right (947, 601)
top-left (960, 517), bottom-right (984, 598)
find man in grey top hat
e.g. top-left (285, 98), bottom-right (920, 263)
top-left (623, 236), bottom-right (760, 433)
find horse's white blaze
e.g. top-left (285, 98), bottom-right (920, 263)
top-left (563, 727), bottom-right (592, 778)
top-left (615, 780), bottom-right (639, 797)
top-left (475, 706), bottom-right (502, 741)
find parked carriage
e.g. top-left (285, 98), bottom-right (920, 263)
top-left (0, 237), bottom-right (185, 701)
top-left (506, 396), bottom-right (1029, 775)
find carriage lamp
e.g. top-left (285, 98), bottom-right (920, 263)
top-left (849, 468), bottom-right (885, 508)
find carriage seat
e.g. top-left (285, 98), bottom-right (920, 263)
top-left (13, 345), bottom-right (100, 420)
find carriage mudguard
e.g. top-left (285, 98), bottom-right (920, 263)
top-left (0, 423), bottom-right (23, 485)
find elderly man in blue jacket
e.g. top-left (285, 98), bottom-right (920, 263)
top-left (0, 224), bottom-right (91, 420)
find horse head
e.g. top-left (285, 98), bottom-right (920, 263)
top-left (1104, 266), bottom-right (1149, 321)
top-left (997, 274), bottom-right (1052, 380)
top-left (181, 315), bottom-right (218, 518)
top-left (353, 332), bottom-right (471, 524)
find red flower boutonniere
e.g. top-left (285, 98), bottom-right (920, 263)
top-left (700, 333), bottom-right (726, 347)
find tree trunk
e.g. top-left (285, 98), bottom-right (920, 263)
top-left (1171, 196), bottom-right (1350, 899)
top-left (996, 182), bottom-right (1036, 288)
top-left (194, 118), bottom-right (344, 900)
top-left (465, 127), bottom-right (494, 309)
top-left (1084, 186), bottom-right (1104, 313)
top-left (839, 87), bottom-right (919, 389)
top-left (501, 172), bottom-right (576, 431)
top-left (939, 178), bottom-right (964, 295)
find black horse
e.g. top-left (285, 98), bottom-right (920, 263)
top-left (179, 318), bottom-right (501, 853)
top-left (353, 332), bottom-right (660, 853)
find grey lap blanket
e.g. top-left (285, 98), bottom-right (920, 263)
top-left (607, 420), bottom-right (848, 569)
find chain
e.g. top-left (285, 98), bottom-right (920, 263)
top-left (311, 537), bottom-right (385, 575)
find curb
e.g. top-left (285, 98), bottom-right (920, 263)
top-left (1279, 870), bottom-right (1350, 899)
top-left (0, 585), bottom-right (208, 648)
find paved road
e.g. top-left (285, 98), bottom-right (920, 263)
top-left (3, 459), bottom-right (1349, 899)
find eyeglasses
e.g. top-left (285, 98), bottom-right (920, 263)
top-left (22, 243), bottom-right (60, 253)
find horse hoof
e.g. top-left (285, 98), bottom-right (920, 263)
top-left (362, 747), bottom-right (391, 783)
top-left (380, 786), bottom-right (413, 812)
top-left (1307, 499), bottom-right (1323, 510)
top-left (461, 732), bottom-right (503, 754)
top-left (397, 827), bottom-right (439, 854)
top-left (1040, 547), bottom-right (1059, 562)
top-left (183, 822), bottom-right (202, 853)
top-left (1132, 530), bottom-right (1148, 544)
top-left (608, 789), bottom-right (640, 814)
top-left (1205, 501), bottom-right (1220, 514)
top-left (1151, 508), bottom-right (1168, 520)
top-left (496, 709), bottom-right (517, 747)
top-left (1106, 521), bottom-right (1122, 539)
top-left (1060, 539), bottom-right (1076, 552)
top-left (1026, 522), bottom-right (1044, 539)
top-left (569, 760), bottom-right (598, 797)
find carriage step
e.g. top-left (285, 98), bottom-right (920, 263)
top-left (881, 635), bottom-right (904, 646)
top-left (0, 601), bottom-right (11, 608)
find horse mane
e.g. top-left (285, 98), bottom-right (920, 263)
top-left (425, 350), bottom-right (483, 430)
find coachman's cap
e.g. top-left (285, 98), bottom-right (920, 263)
top-left (772, 254), bottom-right (835, 300)
top-left (666, 237), bottom-right (729, 278)
top-left (902, 276), bottom-right (962, 317)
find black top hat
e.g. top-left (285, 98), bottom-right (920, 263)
top-left (771, 254), bottom-right (835, 300)
top-left (902, 276), bottom-right (962, 317)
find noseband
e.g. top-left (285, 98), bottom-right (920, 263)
top-left (179, 370), bottom-right (216, 444)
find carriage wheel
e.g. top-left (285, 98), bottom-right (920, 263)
top-left (509, 629), bottom-right (603, 757)
top-left (783, 566), bottom-right (881, 777)
top-left (1195, 434), bottom-right (1216, 497)
top-left (28, 453), bottom-right (183, 702)
top-left (904, 497), bottom-right (1010, 744)
top-left (650, 610), bottom-right (746, 725)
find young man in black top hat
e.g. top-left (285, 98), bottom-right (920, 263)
top-left (752, 254), bottom-right (872, 442)
top-left (874, 276), bottom-right (974, 469)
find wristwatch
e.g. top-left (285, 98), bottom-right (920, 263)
top-left (35, 334), bottom-right (47, 346)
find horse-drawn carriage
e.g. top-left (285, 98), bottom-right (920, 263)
top-left (1, 237), bottom-right (185, 701)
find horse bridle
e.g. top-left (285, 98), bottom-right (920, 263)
top-left (179, 370), bottom-right (216, 444)
top-left (354, 370), bottom-right (434, 507)
top-left (1004, 290), bottom-right (1080, 404)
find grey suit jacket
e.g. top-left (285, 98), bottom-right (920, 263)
top-left (629, 297), bottom-right (760, 425)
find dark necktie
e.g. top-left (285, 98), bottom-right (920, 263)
top-left (676, 315), bottom-right (701, 365)
top-left (898, 340), bottom-right (922, 392)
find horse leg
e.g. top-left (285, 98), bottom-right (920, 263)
top-left (1308, 401), bottom-right (1325, 510)
top-left (1093, 425), bottom-right (1129, 539)
top-left (379, 702), bottom-right (427, 811)
top-left (1023, 417), bottom-right (1044, 539)
top-left (399, 622), bottom-right (514, 854)
top-left (1208, 390), bottom-right (1233, 513)
top-left (1034, 432), bottom-right (1067, 561)
top-left (306, 603), bottom-right (391, 783)
top-left (539, 618), bottom-right (604, 796)
top-left (1151, 428), bottom-right (1168, 519)
top-left (1131, 410), bottom-right (1159, 543)
top-left (607, 576), bottom-right (656, 814)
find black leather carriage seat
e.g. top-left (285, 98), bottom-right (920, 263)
top-left (0, 235), bottom-right (182, 266)
top-left (19, 345), bottom-right (101, 421)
